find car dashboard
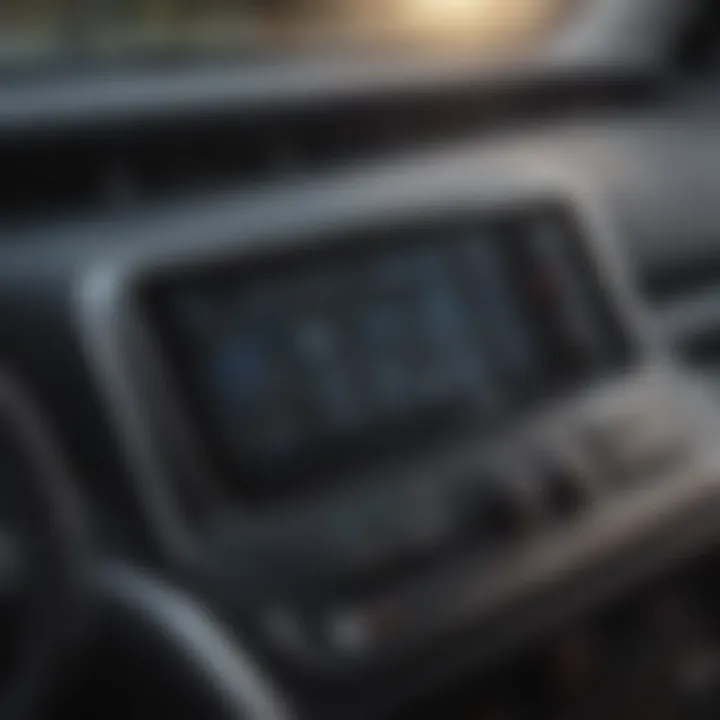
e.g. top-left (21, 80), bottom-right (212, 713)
top-left (2, 49), bottom-right (720, 720)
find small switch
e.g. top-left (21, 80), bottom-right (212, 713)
top-left (583, 404), bottom-right (687, 483)
top-left (455, 474), bottom-right (528, 543)
top-left (540, 465), bottom-right (586, 521)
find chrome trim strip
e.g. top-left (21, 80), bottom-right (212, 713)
top-left (101, 565), bottom-right (295, 720)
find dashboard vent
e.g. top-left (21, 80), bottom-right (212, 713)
top-left (646, 252), bottom-right (720, 369)
top-left (5, 93), bottom-right (511, 223)
top-left (3, 110), bottom-right (461, 222)
top-left (644, 256), bottom-right (720, 305)
top-left (0, 71), bottom-right (652, 225)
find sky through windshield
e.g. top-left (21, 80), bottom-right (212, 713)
top-left (0, 0), bottom-right (568, 66)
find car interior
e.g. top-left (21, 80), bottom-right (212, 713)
top-left (5, 0), bottom-right (720, 717)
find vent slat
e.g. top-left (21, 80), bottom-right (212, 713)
top-left (650, 263), bottom-right (720, 368)
top-left (644, 254), bottom-right (720, 304)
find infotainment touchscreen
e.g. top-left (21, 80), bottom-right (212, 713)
top-left (140, 206), bottom-right (631, 495)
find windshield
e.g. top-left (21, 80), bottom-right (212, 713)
top-left (0, 0), bottom-right (570, 68)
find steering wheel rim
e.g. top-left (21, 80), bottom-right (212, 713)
top-left (0, 373), bottom-right (89, 719)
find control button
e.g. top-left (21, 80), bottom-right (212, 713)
top-left (331, 485), bottom-right (454, 581)
top-left (455, 474), bottom-right (529, 543)
top-left (539, 465), bottom-right (586, 522)
top-left (325, 607), bottom-right (371, 657)
top-left (327, 485), bottom-right (459, 600)
top-left (584, 406), bottom-right (688, 483)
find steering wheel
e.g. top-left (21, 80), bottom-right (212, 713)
top-left (0, 373), bottom-right (88, 718)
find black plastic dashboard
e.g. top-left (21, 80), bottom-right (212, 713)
top-left (5, 129), bottom-right (714, 717)
top-left (3, 58), bottom-right (720, 718)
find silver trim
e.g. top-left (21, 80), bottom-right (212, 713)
top-left (78, 267), bottom-right (193, 561)
top-left (0, 372), bottom-right (90, 718)
top-left (100, 565), bottom-right (295, 720)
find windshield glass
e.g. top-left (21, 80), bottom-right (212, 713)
top-left (0, 0), bottom-right (570, 68)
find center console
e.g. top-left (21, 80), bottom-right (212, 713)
top-left (76, 163), bottom-right (720, 716)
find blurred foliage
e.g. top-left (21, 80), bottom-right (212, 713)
top-left (0, 0), bottom-right (566, 58)
top-left (0, 0), bottom-right (344, 26)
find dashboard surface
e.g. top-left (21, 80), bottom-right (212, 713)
top-left (3, 57), bottom-right (720, 719)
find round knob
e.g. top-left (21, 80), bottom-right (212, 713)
top-left (540, 465), bottom-right (586, 522)
top-left (456, 474), bottom-right (529, 543)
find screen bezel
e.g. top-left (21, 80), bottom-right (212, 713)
top-left (136, 202), bottom-right (634, 503)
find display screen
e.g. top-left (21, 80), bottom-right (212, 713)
top-left (142, 207), bottom-right (631, 496)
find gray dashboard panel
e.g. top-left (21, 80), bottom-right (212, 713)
top-left (2, 99), bottom-right (720, 714)
top-left (70, 149), bottom-right (656, 559)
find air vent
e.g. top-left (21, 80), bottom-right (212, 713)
top-left (682, 328), bottom-right (720, 367)
top-left (6, 95), bottom-right (505, 222)
top-left (644, 255), bottom-right (720, 305)
top-left (2, 109), bottom-right (455, 222)
top-left (0, 70), bottom-right (654, 225)
top-left (646, 252), bottom-right (720, 370)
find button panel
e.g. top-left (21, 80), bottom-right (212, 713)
top-left (579, 370), bottom-right (695, 486)
top-left (248, 368), bottom-right (711, 674)
top-left (453, 472), bottom-right (533, 543)
top-left (539, 464), bottom-right (587, 522)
